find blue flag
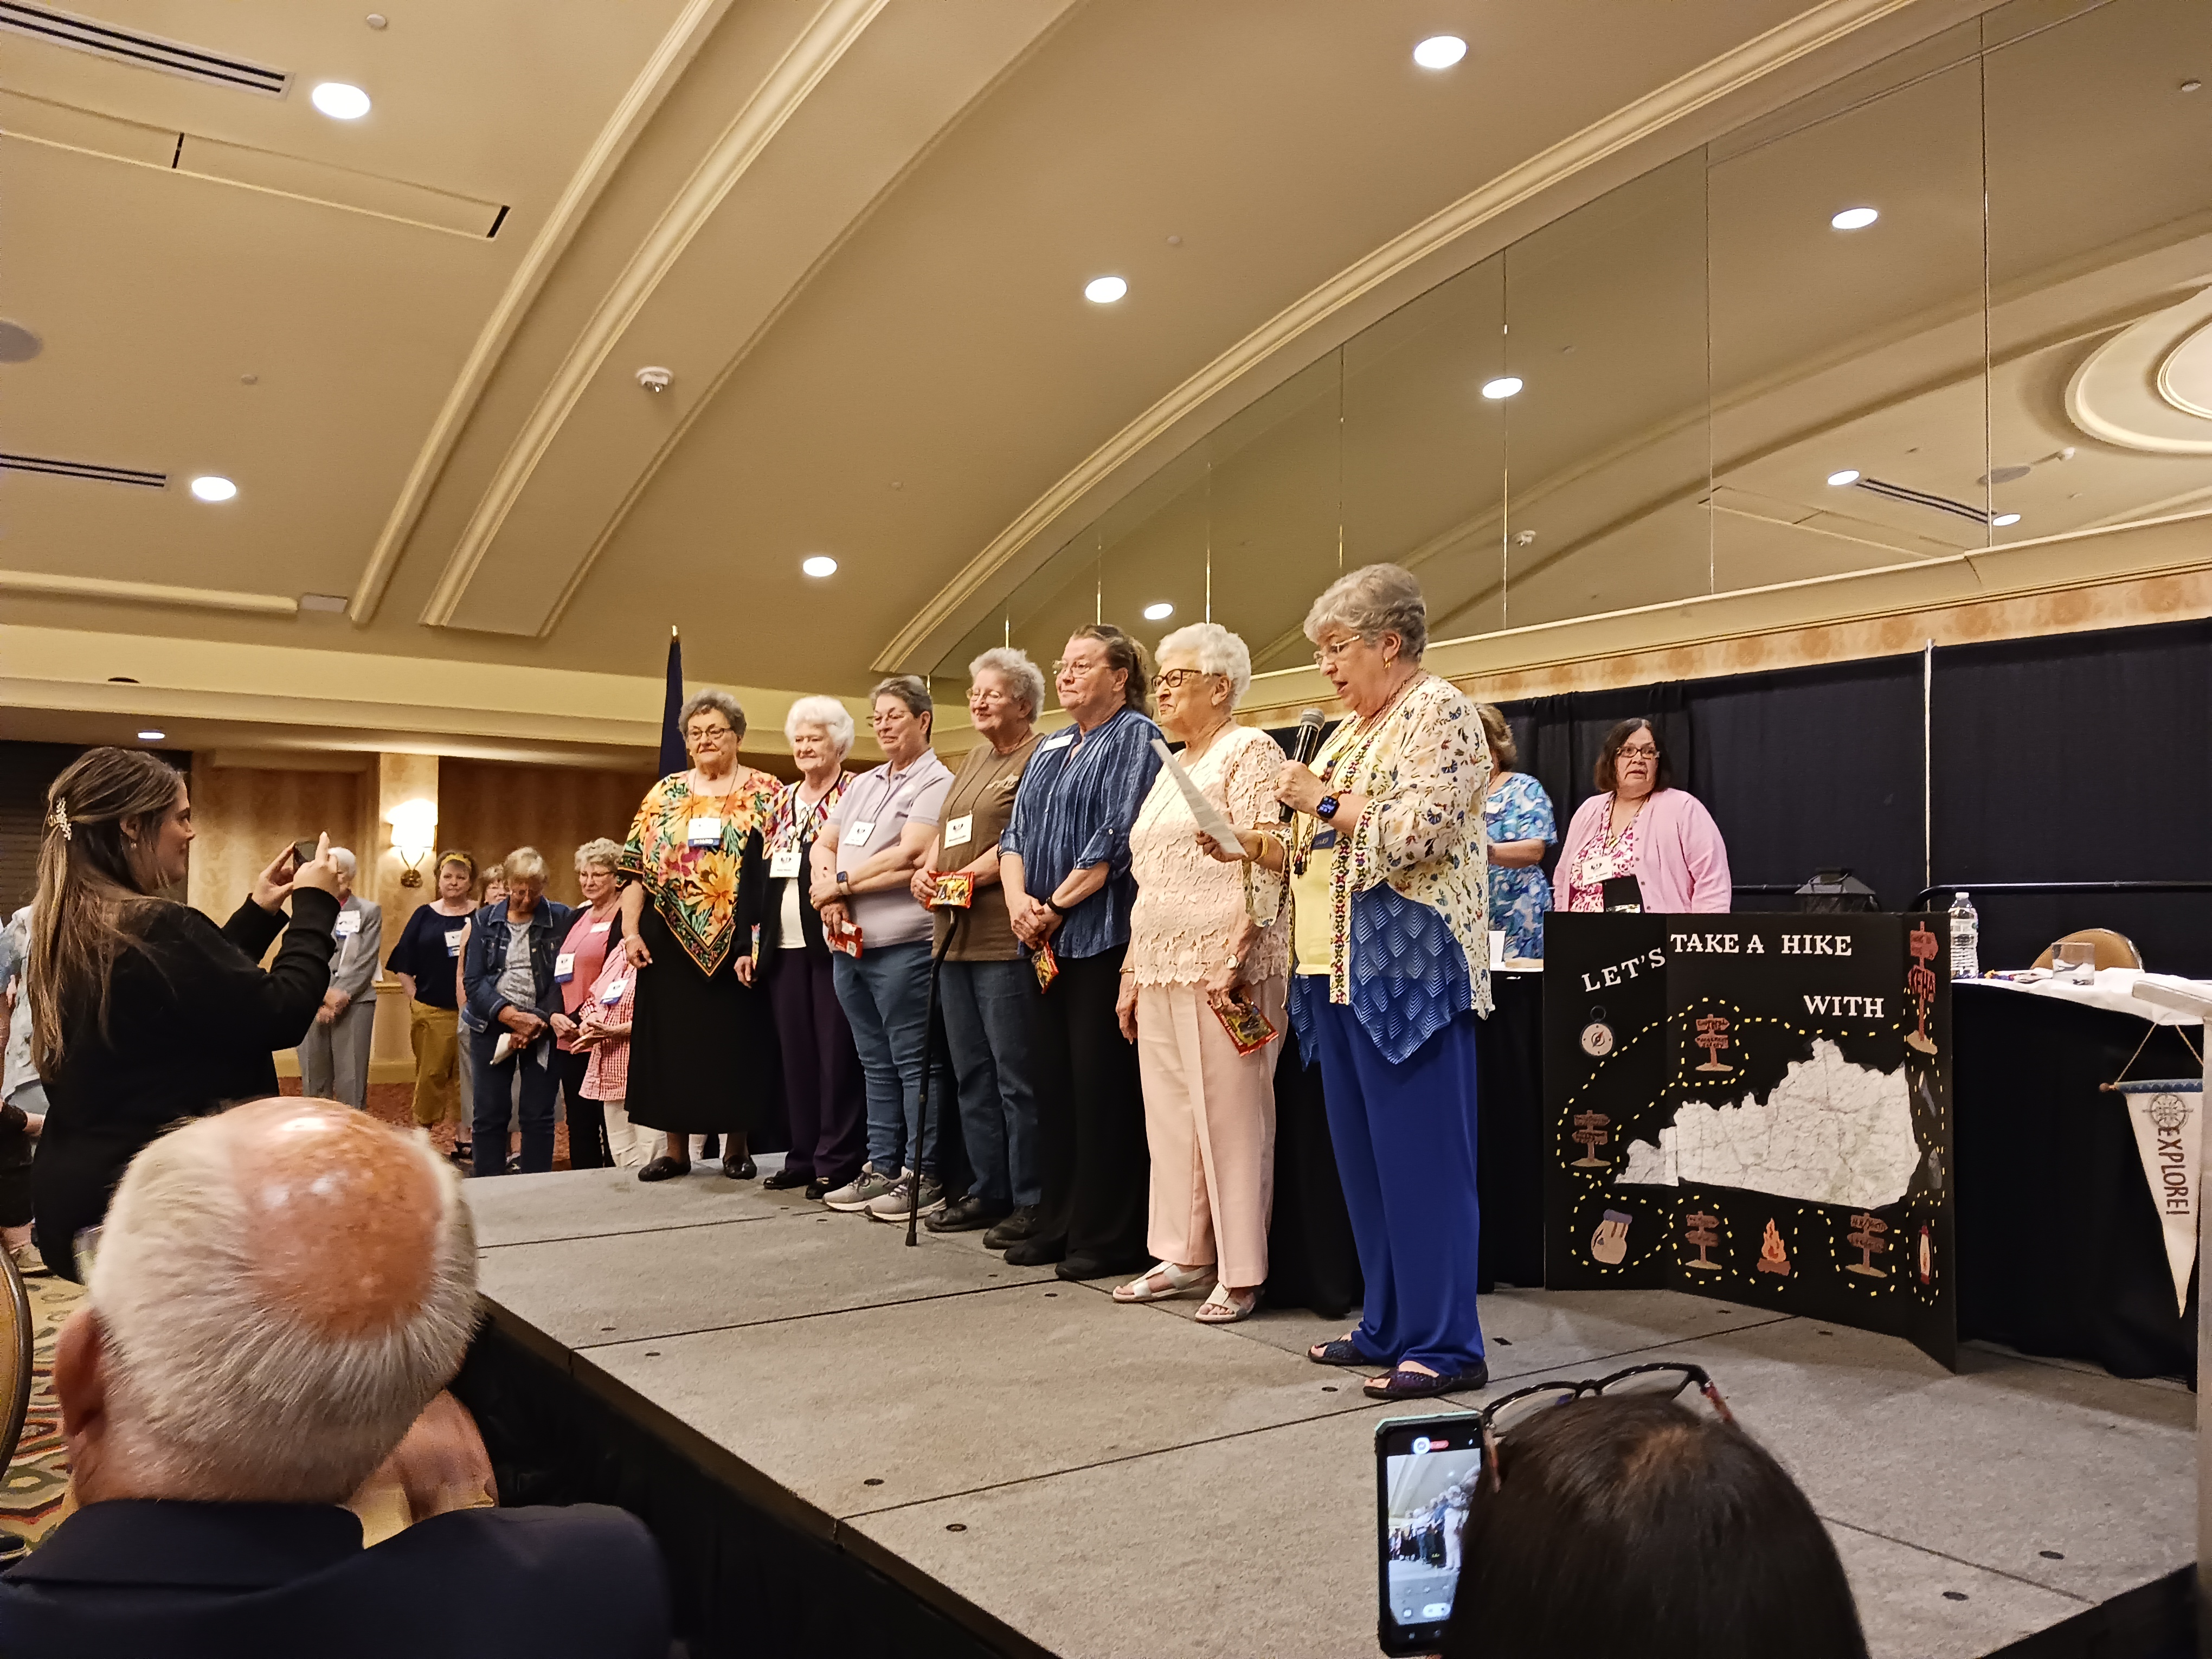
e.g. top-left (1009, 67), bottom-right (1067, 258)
top-left (658, 630), bottom-right (685, 777)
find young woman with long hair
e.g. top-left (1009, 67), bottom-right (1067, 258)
top-left (29, 747), bottom-right (343, 1277)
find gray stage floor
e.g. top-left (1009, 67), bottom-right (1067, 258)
top-left (465, 1162), bottom-right (2194, 1659)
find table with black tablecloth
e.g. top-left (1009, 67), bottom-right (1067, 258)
top-left (1951, 981), bottom-right (2200, 1381)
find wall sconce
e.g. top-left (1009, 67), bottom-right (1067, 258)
top-left (388, 799), bottom-right (439, 889)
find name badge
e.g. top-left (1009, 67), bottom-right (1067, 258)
top-left (1311, 827), bottom-right (1339, 850)
top-left (846, 819), bottom-right (876, 848)
top-left (769, 846), bottom-right (802, 879)
top-left (601, 977), bottom-right (626, 1004)
top-left (554, 951), bottom-right (576, 984)
top-left (687, 815), bottom-right (722, 847)
top-left (1039, 732), bottom-right (1074, 753)
top-left (590, 920), bottom-right (612, 933)
top-left (333, 911), bottom-right (361, 938)
top-left (443, 928), bottom-right (466, 955)
top-left (1483, 796), bottom-right (1504, 815)
top-left (943, 813), bottom-right (974, 850)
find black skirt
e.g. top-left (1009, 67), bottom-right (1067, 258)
top-left (624, 904), bottom-right (781, 1135)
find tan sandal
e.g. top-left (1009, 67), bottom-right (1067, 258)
top-left (1111, 1261), bottom-right (1216, 1303)
top-left (1195, 1284), bottom-right (1260, 1323)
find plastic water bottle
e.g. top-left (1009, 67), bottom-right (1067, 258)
top-left (1947, 891), bottom-right (1979, 980)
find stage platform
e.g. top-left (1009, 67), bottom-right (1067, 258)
top-left (462, 1163), bottom-right (2194, 1659)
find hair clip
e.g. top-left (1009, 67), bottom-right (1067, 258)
top-left (47, 799), bottom-right (70, 840)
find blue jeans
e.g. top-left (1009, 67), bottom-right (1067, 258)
top-left (471, 1027), bottom-right (559, 1176)
top-left (938, 958), bottom-right (1043, 1206)
top-left (832, 941), bottom-right (952, 1176)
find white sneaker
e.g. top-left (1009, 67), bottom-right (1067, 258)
top-left (865, 1174), bottom-right (947, 1223)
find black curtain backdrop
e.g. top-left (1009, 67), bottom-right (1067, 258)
top-left (1482, 616), bottom-right (2209, 974)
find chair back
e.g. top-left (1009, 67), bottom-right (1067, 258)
top-left (0, 1246), bottom-right (31, 1473)
top-left (2033, 928), bottom-right (2144, 972)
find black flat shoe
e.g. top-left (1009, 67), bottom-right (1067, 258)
top-left (638, 1156), bottom-right (691, 1183)
top-left (927, 1194), bottom-right (1012, 1233)
top-left (1056, 1252), bottom-right (1144, 1282)
top-left (1362, 1360), bottom-right (1490, 1401)
top-left (982, 1204), bottom-right (1044, 1249)
top-left (762, 1168), bottom-right (812, 1191)
top-left (803, 1179), bottom-right (833, 1201)
top-left (723, 1155), bottom-right (757, 1180)
top-left (1001, 1233), bottom-right (1066, 1267)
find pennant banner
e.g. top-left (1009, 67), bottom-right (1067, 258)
top-left (2116, 1080), bottom-right (2203, 1315)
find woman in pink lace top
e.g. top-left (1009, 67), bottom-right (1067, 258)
top-left (1113, 623), bottom-right (1287, 1323)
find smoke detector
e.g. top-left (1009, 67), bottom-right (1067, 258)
top-left (635, 366), bottom-right (672, 394)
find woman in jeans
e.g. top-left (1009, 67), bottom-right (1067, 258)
top-left (813, 678), bottom-right (954, 1222)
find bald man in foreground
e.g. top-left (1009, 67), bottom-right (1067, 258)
top-left (0, 1100), bottom-right (672, 1658)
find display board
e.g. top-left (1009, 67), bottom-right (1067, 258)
top-left (1545, 912), bottom-right (1956, 1368)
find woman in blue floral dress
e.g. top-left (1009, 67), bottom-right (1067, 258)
top-left (1476, 705), bottom-right (1556, 962)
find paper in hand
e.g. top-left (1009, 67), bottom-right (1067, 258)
top-left (1149, 739), bottom-right (1243, 852)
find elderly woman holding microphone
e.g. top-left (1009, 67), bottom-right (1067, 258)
top-left (617, 689), bottom-right (784, 1182)
top-left (1227, 564), bottom-right (1492, 1399)
top-left (1111, 623), bottom-right (1286, 1322)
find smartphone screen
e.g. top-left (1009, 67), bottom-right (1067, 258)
top-left (1375, 1414), bottom-right (1484, 1655)
top-left (291, 837), bottom-right (320, 869)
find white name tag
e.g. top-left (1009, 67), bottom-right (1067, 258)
top-left (1039, 732), bottom-right (1074, 753)
top-left (443, 928), bottom-right (465, 954)
top-left (943, 813), bottom-right (974, 850)
top-left (590, 919), bottom-right (612, 933)
top-left (554, 952), bottom-right (576, 983)
top-left (601, 978), bottom-right (626, 1004)
top-left (687, 816), bottom-right (722, 847)
top-left (1483, 796), bottom-right (1504, 815)
top-left (769, 846), bottom-right (803, 878)
top-left (846, 819), bottom-right (876, 848)
top-left (333, 911), bottom-right (361, 937)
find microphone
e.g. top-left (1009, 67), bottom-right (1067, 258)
top-left (1280, 706), bottom-right (1327, 822)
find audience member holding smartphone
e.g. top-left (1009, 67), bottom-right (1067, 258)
top-left (1439, 1392), bottom-right (1865, 1659)
top-left (25, 747), bottom-right (343, 1278)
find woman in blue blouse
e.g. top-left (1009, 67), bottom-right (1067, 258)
top-left (1476, 705), bottom-right (1557, 962)
top-left (999, 625), bottom-right (1163, 1279)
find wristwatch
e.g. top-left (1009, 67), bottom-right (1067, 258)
top-left (1045, 896), bottom-right (1072, 917)
top-left (1315, 795), bottom-right (1341, 820)
top-left (835, 871), bottom-right (851, 896)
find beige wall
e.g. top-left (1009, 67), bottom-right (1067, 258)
top-left (185, 758), bottom-right (369, 919)
top-left (439, 758), bottom-right (657, 908)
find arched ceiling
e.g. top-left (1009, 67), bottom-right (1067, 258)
top-left (1, 0), bottom-right (2023, 760)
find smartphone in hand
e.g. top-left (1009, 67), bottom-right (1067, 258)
top-left (291, 837), bottom-right (320, 871)
top-left (1376, 1414), bottom-right (1484, 1655)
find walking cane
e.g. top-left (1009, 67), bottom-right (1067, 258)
top-left (906, 899), bottom-right (968, 1248)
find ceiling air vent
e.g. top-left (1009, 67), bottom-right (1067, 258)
top-left (0, 452), bottom-right (166, 488)
top-left (0, 3), bottom-right (289, 97)
top-left (1848, 475), bottom-right (1992, 526)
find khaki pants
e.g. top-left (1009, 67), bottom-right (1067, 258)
top-left (408, 1001), bottom-right (462, 1128)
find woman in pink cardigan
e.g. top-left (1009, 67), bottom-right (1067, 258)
top-left (1553, 719), bottom-right (1732, 914)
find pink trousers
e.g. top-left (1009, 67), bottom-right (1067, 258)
top-left (1134, 977), bottom-right (1287, 1288)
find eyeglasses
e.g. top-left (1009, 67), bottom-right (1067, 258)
top-left (1052, 658), bottom-right (1105, 678)
top-left (686, 725), bottom-right (733, 742)
top-left (1474, 1362), bottom-right (1731, 1490)
top-left (1311, 636), bottom-right (1365, 666)
top-left (1155, 668), bottom-right (1216, 690)
top-left (1616, 743), bottom-right (1660, 760)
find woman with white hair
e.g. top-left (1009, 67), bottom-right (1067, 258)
top-left (460, 846), bottom-right (574, 1176)
top-left (1111, 623), bottom-right (1286, 1322)
top-left (908, 647), bottom-right (1046, 1237)
top-left (548, 838), bottom-right (626, 1170)
top-left (1216, 563), bottom-right (1492, 1398)
top-left (616, 689), bottom-right (785, 1182)
top-left (757, 695), bottom-right (866, 1200)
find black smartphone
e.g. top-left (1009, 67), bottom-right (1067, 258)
top-left (1375, 1413), bottom-right (1484, 1655)
top-left (291, 837), bottom-right (320, 870)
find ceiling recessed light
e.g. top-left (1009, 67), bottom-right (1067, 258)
top-left (1480, 376), bottom-right (1522, 400)
top-left (801, 555), bottom-right (837, 578)
top-left (1991, 512), bottom-right (2022, 526)
top-left (1827, 468), bottom-right (1861, 487)
top-left (189, 475), bottom-right (237, 501)
top-left (137, 730), bottom-right (165, 742)
top-left (1413, 35), bottom-right (1467, 69)
top-left (1142, 602), bottom-right (1173, 621)
top-left (311, 82), bottom-right (372, 120)
top-left (2183, 79), bottom-right (2202, 92)
top-left (1830, 206), bottom-right (1879, 230)
top-left (0, 320), bottom-right (42, 363)
top-left (1084, 275), bottom-right (1127, 305)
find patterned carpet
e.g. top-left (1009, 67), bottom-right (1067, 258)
top-left (0, 1272), bottom-right (84, 1549)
